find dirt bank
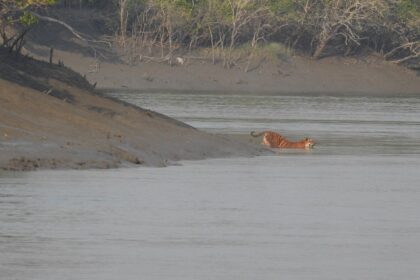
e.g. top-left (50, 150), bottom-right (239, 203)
top-left (0, 52), bottom-right (266, 171)
top-left (66, 53), bottom-right (420, 95)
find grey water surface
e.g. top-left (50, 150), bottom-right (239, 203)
top-left (1, 92), bottom-right (420, 280)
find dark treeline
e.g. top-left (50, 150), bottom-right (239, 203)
top-left (1, 0), bottom-right (419, 68)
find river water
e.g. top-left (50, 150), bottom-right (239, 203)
top-left (1, 92), bottom-right (420, 280)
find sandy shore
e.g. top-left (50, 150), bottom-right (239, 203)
top-left (0, 77), bottom-right (266, 171)
top-left (0, 53), bottom-right (268, 171)
top-left (30, 46), bottom-right (420, 96)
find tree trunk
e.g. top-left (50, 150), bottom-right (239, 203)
top-left (119, 0), bottom-right (128, 45)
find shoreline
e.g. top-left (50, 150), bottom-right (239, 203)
top-left (0, 54), bottom-right (269, 171)
top-left (99, 87), bottom-right (420, 97)
top-left (31, 46), bottom-right (419, 96)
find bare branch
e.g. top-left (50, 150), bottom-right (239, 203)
top-left (29, 11), bottom-right (111, 60)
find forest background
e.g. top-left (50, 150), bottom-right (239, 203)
top-left (1, 0), bottom-right (419, 70)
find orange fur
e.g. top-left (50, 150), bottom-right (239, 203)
top-left (251, 131), bottom-right (315, 149)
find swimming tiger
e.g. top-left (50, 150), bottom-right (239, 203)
top-left (251, 131), bottom-right (315, 149)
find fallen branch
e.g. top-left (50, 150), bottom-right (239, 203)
top-left (29, 11), bottom-right (111, 59)
top-left (384, 41), bottom-right (420, 64)
top-left (142, 54), bottom-right (170, 63)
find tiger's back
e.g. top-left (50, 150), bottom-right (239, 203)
top-left (251, 131), bottom-right (315, 149)
top-left (262, 131), bottom-right (286, 148)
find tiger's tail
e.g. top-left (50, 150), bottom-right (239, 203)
top-left (250, 131), bottom-right (266, 137)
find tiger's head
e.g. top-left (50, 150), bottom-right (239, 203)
top-left (304, 138), bottom-right (315, 149)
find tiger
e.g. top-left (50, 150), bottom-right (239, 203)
top-left (250, 131), bottom-right (315, 149)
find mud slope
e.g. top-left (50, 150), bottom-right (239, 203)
top-left (0, 53), bottom-right (265, 171)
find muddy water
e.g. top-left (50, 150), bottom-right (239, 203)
top-left (113, 92), bottom-right (420, 155)
top-left (1, 92), bottom-right (420, 280)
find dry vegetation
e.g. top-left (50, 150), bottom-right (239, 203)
top-left (1, 0), bottom-right (419, 70)
top-left (73, 0), bottom-right (420, 69)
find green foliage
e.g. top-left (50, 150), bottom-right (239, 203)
top-left (15, 1), bottom-right (57, 26)
top-left (268, 0), bottom-right (294, 14)
top-left (155, 0), bottom-right (194, 17)
top-left (20, 11), bottom-right (38, 26)
top-left (1, 0), bottom-right (58, 25)
top-left (0, 0), bottom-right (57, 52)
top-left (395, 0), bottom-right (420, 27)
